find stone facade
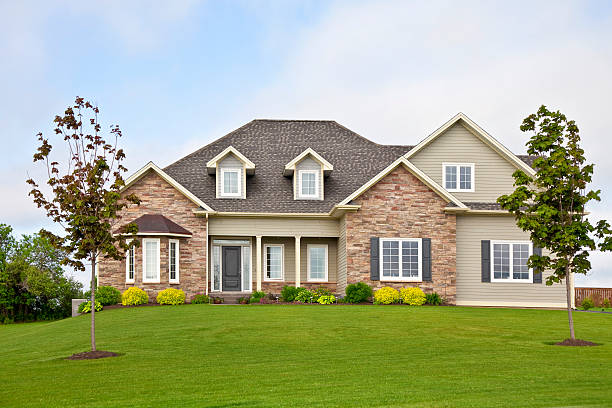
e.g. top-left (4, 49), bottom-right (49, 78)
top-left (98, 170), bottom-right (207, 301)
top-left (344, 165), bottom-right (457, 303)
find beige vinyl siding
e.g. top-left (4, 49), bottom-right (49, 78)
top-left (295, 157), bottom-right (323, 200)
top-left (456, 214), bottom-right (567, 307)
top-left (337, 215), bottom-right (347, 293)
top-left (217, 154), bottom-right (245, 198)
top-left (208, 216), bottom-right (339, 237)
top-left (409, 123), bottom-right (519, 202)
top-left (300, 238), bottom-right (337, 283)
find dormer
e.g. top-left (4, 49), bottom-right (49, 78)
top-left (284, 148), bottom-right (333, 201)
top-left (206, 146), bottom-right (255, 199)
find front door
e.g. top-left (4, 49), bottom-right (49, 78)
top-left (222, 246), bottom-right (241, 291)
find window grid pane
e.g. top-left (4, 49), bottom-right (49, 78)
top-left (128, 247), bottom-right (134, 280)
top-left (382, 240), bottom-right (400, 277)
top-left (301, 172), bottom-right (316, 196)
top-left (445, 166), bottom-right (457, 189)
top-left (460, 166), bottom-right (471, 190)
top-left (169, 242), bottom-right (177, 280)
top-left (223, 171), bottom-right (239, 194)
top-left (401, 241), bottom-right (419, 277)
top-left (145, 241), bottom-right (158, 280)
top-left (513, 243), bottom-right (530, 280)
top-left (309, 247), bottom-right (326, 280)
top-left (493, 243), bottom-right (510, 279)
top-left (266, 246), bottom-right (282, 279)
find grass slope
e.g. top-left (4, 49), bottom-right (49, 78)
top-left (1, 305), bottom-right (611, 408)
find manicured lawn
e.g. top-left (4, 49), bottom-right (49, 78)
top-left (1, 305), bottom-right (611, 407)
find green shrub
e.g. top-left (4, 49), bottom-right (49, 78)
top-left (281, 285), bottom-right (306, 302)
top-left (604, 298), bottom-right (611, 308)
top-left (425, 292), bottom-right (442, 306)
top-left (250, 291), bottom-right (266, 304)
top-left (295, 289), bottom-right (316, 303)
top-left (121, 287), bottom-right (149, 306)
top-left (156, 288), bottom-right (186, 305)
top-left (312, 287), bottom-right (333, 298)
top-left (373, 287), bottom-right (400, 304)
top-left (345, 282), bottom-right (373, 303)
top-left (211, 296), bottom-right (224, 304)
top-left (78, 300), bottom-right (103, 313)
top-left (400, 287), bottom-right (426, 306)
top-left (237, 296), bottom-right (250, 304)
top-left (317, 295), bottom-right (336, 305)
top-left (581, 297), bottom-right (594, 310)
top-left (94, 286), bottom-right (122, 306)
top-left (191, 294), bottom-right (210, 304)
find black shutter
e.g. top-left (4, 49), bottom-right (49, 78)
top-left (533, 247), bottom-right (543, 283)
top-left (422, 238), bottom-right (432, 281)
top-left (370, 237), bottom-right (380, 281)
top-left (481, 240), bottom-right (491, 282)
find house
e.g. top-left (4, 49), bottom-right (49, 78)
top-left (98, 113), bottom-right (572, 308)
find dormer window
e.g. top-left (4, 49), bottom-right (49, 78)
top-left (299, 170), bottom-right (319, 199)
top-left (284, 148), bottom-right (332, 201)
top-left (221, 168), bottom-right (241, 197)
top-left (206, 146), bottom-right (255, 199)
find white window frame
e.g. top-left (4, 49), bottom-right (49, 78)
top-left (220, 167), bottom-right (242, 198)
top-left (142, 238), bottom-right (160, 283)
top-left (307, 244), bottom-right (328, 282)
top-left (442, 163), bottom-right (475, 192)
top-left (490, 240), bottom-right (533, 283)
top-left (169, 239), bottom-right (180, 284)
top-left (264, 244), bottom-right (284, 281)
top-left (379, 238), bottom-right (422, 282)
top-left (298, 169), bottom-right (319, 199)
top-left (210, 240), bottom-right (252, 292)
top-left (125, 238), bottom-right (135, 284)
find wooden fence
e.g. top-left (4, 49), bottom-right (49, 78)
top-left (575, 287), bottom-right (612, 306)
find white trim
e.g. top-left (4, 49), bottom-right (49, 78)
top-left (339, 157), bottom-right (467, 208)
top-left (404, 113), bottom-right (536, 177)
top-left (297, 169), bottom-right (320, 199)
top-left (442, 163), bottom-right (475, 192)
top-left (264, 244), bottom-right (284, 281)
top-left (307, 244), bottom-right (328, 282)
top-left (219, 167), bottom-right (242, 198)
top-left (142, 238), bottom-right (160, 283)
top-left (284, 148), bottom-right (333, 176)
top-left (122, 162), bottom-right (214, 211)
top-left (206, 146), bottom-right (255, 174)
top-left (210, 238), bottom-right (252, 292)
top-left (169, 239), bottom-right (180, 284)
top-left (379, 238), bottom-right (422, 282)
top-left (125, 238), bottom-right (135, 284)
top-left (490, 240), bottom-right (533, 283)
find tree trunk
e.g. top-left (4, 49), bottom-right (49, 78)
top-left (565, 269), bottom-right (575, 340)
top-left (91, 254), bottom-right (96, 351)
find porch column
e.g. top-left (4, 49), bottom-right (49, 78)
top-left (295, 235), bottom-right (301, 287)
top-left (256, 235), bottom-right (262, 291)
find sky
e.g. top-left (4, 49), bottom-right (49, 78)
top-left (1, 0), bottom-right (611, 288)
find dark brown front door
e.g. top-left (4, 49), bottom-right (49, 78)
top-left (222, 246), bottom-right (241, 291)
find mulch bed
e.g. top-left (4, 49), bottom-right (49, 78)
top-left (66, 351), bottom-right (120, 360)
top-left (554, 338), bottom-right (601, 347)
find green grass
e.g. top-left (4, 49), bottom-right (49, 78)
top-left (1, 305), bottom-right (611, 408)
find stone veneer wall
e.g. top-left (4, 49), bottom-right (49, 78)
top-left (98, 170), bottom-right (207, 301)
top-left (344, 165), bottom-right (457, 303)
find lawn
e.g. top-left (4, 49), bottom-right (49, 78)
top-left (1, 305), bottom-right (611, 408)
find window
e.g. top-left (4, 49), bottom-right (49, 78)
top-left (298, 170), bottom-right (319, 199)
top-left (380, 238), bottom-right (422, 281)
top-left (142, 238), bottom-right (160, 283)
top-left (491, 241), bottom-right (532, 282)
top-left (264, 244), bottom-right (283, 281)
top-left (169, 239), bottom-right (179, 283)
top-left (125, 239), bottom-right (135, 283)
top-left (443, 163), bottom-right (474, 192)
top-left (220, 168), bottom-right (241, 197)
top-left (308, 244), bottom-right (328, 281)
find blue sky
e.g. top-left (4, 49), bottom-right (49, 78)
top-left (1, 0), bottom-right (612, 287)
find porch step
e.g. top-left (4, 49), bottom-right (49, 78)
top-left (209, 292), bottom-right (252, 304)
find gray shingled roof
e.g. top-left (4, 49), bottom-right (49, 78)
top-left (164, 120), bottom-right (411, 213)
top-left (164, 120), bottom-right (534, 213)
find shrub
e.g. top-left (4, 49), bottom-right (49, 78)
top-left (345, 282), bottom-right (373, 303)
top-left (312, 287), bottom-right (333, 298)
top-left (400, 287), bottom-right (426, 306)
top-left (250, 291), bottom-right (266, 304)
top-left (94, 286), bottom-right (122, 306)
top-left (317, 295), bottom-right (336, 305)
top-left (259, 297), bottom-right (275, 304)
top-left (373, 287), bottom-right (400, 304)
top-left (425, 292), bottom-right (442, 306)
top-left (237, 296), bottom-right (250, 304)
top-left (121, 287), bottom-right (149, 306)
top-left (295, 289), bottom-right (317, 303)
top-left (281, 285), bottom-right (306, 302)
top-left (78, 300), bottom-right (103, 313)
top-left (581, 297), bottom-right (594, 310)
top-left (211, 296), bottom-right (224, 304)
top-left (156, 288), bottom-right (186, 305)
top-left (191, 294), bottom-right (210, 304)
top-left (603, 298), bottom-right (611, 308)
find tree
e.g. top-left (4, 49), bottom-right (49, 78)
top-left (27, 97), bottom-right (139, 351)
top-left (498, 105), bottom-right (612, 340)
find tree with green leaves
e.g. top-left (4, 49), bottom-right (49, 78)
top-left (498, 105), bottom-right (612, 341)
top-left (27, 97), bottom-right (140, 352)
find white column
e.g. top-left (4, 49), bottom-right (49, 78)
top-left (295, 235), bottom-right (301, 287)
top-left (256, 236), bottom-right (262, 291)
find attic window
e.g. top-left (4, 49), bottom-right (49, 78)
top-left (220, 168), bottom-right (241, 197)
top-left (299, 170), bottom-right (318, 198)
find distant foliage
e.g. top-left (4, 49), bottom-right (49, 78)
top-left (78, 301), bottom-right (103, 314)
top-left (400, 287), bottom-right (426, 306)
top-left (373, 287), bottom-right (400, 305)
top-left (121, 287), bottom-right (149, 306)
top-left (156, 288), bottom-right (186, 305)
top-left (581, 297), bottom-right (594, 311)
top-left (345, 282), bottom-right (373, 303)
top-left (191, 294), bottom-right (210, 304)
top-left (603, 298), bottom-right (611, 308)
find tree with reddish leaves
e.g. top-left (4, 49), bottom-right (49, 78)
top-left (27, 97), bottom-right (140, 352)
